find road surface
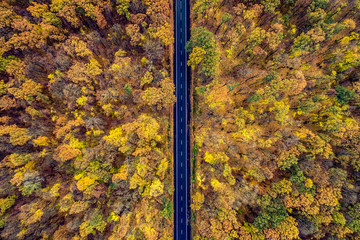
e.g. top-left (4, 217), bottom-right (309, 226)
top-left (173, 0), bottom-right (191, 237)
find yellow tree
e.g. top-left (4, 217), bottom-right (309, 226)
top-left (274, 216), bottom-right (299, 240)
top-left (0, 125), bottom-right (31, 146)
top-left (188, 47), bottom-right (207, 70)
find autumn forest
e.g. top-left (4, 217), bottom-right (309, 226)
top-left (189, 0), bottom-right (360, 239)
top-left (1, 0), bottom-right (360, 239)
top-left (0, 0), bottom-right (174, 239)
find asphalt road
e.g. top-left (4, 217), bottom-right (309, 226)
top-left (173, 0), bottom-right (191, 237)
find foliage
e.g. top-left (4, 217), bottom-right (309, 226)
top-left (0, 125), bottom-right (32, 146)
top-left (0, 0), bottom-right (175, 238)
top-left (0, 56), bottom-right (17, 72)
top-left (160, 198), bottom-right (174, 220)
top-left (124, 83), bottom-right (132, 94)
top-left (253, 195), bottom-right (288, 230)
top-left (186, 27), bottom-right (219, 78)
top-left (0, 196), bottom-right (16, 215)
top-left (192, 0), bottom-right (219, 19)
top-left (336, 85), bottom-right (355, 104)
top-left (116, 0), bottom-right (130, 19)
top-left (191, 0), bottom-right (360, 238)
top-left (348, 203), bottom-right (360, 233)
top-left (248, 93), bottom-right (261, 103)
top-left (149, 178), bottom-right (164, 197)
top-left (79, 211), bottom-right (107, 238)
top-left (262, 0), bottom-right (280, 13)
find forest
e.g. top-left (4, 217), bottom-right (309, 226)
top-left (188, 0), bottom-right (360, 239)
top-left (2, 0), bottom-right (360, 239)
top-left (0, 0), bottom-right (175, 239)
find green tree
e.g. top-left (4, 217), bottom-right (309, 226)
top-left (272, 179), bottom-right (292, 195)
top-left (192, 0), bottom-right (219, 19)
top-left (160, 198), bottom-right (174, 220)
top-left (336, 86), bottom-right (355, 104)
top-left (79, 211), bottom-right (107, 238)
top-left (291, 32), bottom-right (313, 55)
top-left (246, 27), bottom-right (266, 53)
top-left (348, 203), bottom-right (360, 233)
top-left (124, 83), bottom-right (132, 94)
top-left (0, 56), bottom-right (17, 72)
top-left (253, 195), bottom-right (288, 231)
top-left (261, 0), bottom-right (280, 13)
top-left (186, 27), bottom-right (218, 78)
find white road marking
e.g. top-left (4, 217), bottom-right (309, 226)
top-left (181, 185), bottom-right (183, 190)
top-left (181, 207), bottom-right (183, 212)
top-left (180, 151), bottom-right (183, 156)
top-left (181, 173), bottom-right (183, 178)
